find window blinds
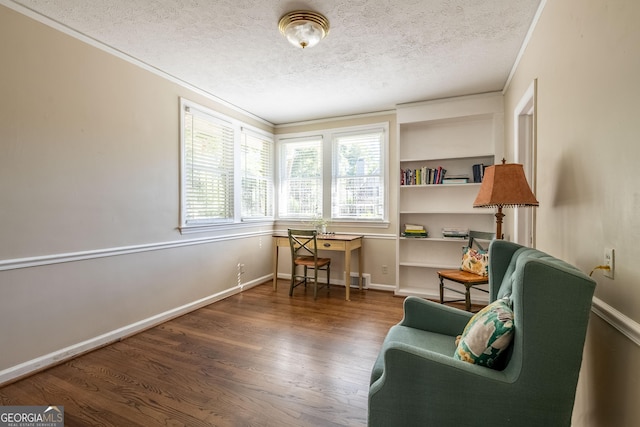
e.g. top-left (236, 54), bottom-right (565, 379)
top-left (332, 129), bottom-right (384, 220)
top-left (241, 131), bottom-right (273, 219)
top-left (183, 107), bottom-right (234, 224)
top-left (279, 137), bottom-right (323, 218)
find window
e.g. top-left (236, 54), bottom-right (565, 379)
top-left (180, 98), bottom-right (276, 231)
top-left (332, 129), bottom-right (384, 220)
top-left (278, 136), bottom-right (323, 219)
top-left (241, 130), bottom-right (273, 219)
top-left (277, 123), bottom-right (388, 223)
top-left (181, 104), bottom-right (235, 225)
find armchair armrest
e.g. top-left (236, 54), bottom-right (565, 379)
top-left (370, 340), bottom-right (509, 392)
top-left (400, 296), bottom-right (473, 336)
top-left (369, 341), bottom-right (515, 426)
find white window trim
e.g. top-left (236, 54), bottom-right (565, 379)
top-left (276, 134), bottom-right (324, 220)
top-left (331, 126), bottom-right (387, 222)
top-left (240, 125), bottom-right (275, 222)
top-left (276, 122), bottom-right (389, 225)
top-left (179, 98), bottom-right (274, 234)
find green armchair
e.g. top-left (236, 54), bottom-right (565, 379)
top-left (368, 240), bottom-right (596, 426)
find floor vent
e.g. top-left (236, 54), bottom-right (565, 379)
top-left (350, 273), bottom-right (371, 288)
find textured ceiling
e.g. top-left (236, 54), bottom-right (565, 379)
top-left (8, 0), bottom-right (542, 124)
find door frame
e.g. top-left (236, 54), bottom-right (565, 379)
top-left (513, 79), bottom-right (538, 247)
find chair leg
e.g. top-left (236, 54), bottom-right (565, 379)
top-left (304, 266), bottom-right (308, 289)
top-left (439, 276), bottom-right (445, 304)
top-left (313, 269), bottom-right (318, 300)
top-left (327, 265), bottom-right (330, 293)
top-left (289, 264), bottom-right (296, 297)
top-left (465, 284), bottom-right (472, 312)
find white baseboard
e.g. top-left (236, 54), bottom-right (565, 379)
top-left (393, 288), bottom-right (490, 305)
top-left (367, 283), bottom-right (396, 292)
top-left (0, 274), bottom-right (269, 386)
top-left (277, 272), bottom-right (373, 289)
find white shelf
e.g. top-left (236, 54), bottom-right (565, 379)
top-left (394, 287), bottom-right (438, 299)
top-left (400, 262), bottom-right (459, 269)
top-left (400, 154), bottom-right (494, 163)
top-left (395, 94), bottom-right (503, 297)
top-left (400, 210), bottom-right (492, 215)
top-left (400, 183), bottom-right (481, 188)
top-left (399, 237), bottom-right (470, 242)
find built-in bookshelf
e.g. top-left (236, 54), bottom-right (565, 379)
top-left (396, 93), bottom-right (504, 298)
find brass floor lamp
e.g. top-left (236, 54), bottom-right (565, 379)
top-left (473, 160), bottom-right (539, 239)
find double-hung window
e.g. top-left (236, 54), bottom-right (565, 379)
top-left (181, 103), bottom-right (235, 226)
top-left (332, 129), bottom-right (385, 220)
top-left (241, 130), bottom-right (274, 220)
top-left (278, 136), bottom-right (323, 219)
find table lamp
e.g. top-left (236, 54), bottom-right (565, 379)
top-left (473, 159), bottom-right (539, 239)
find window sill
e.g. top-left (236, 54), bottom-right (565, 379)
top-left (179, 220), bottom-right (274, 235)
top-left (275, 219), bottom-right (390, 229)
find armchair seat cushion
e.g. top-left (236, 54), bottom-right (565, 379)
top-left (371, 325), bottom-right (458, 385)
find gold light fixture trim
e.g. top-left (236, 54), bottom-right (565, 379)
top-left (278, 10), bottom-right (330, 49)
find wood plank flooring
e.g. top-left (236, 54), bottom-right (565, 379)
top-left (0, 281), bottom-right (406, 426)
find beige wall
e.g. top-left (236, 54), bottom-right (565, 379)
top-left (503, 0), bottom-right (640, 425)
top-left (0, 6), bottom-right (274, 378)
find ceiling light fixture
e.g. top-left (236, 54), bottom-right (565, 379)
top-left (278, 10), bottom-right (330, 49)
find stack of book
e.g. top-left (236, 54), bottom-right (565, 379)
top-left (402, 224), bottom-right (428, 238)
top-left (442, 227), bottom-right (469, 239)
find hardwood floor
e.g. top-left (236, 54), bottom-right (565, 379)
top-left (0, 281), bottom-right (406, 426)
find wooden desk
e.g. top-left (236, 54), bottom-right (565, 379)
top-left (273, 234), bottom-right (363, 301)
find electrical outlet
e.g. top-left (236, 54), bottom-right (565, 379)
top-left (382, 265), bottom-right (388, 274)
top-left (603, 248), bottom-right (614, 279)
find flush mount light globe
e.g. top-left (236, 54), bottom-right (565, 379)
top-left (278, 10), bottom-right (330, 49)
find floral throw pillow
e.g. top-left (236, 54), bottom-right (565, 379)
top-left (461, 246), bottom-right (489, 276)
top-left (454, 298), bottom-right (514, 368)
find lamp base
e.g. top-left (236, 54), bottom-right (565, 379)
top-left (495, 208), bottom-right (505, 240)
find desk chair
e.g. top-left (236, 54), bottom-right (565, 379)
top-left (437, 231), bottom-right (495, 312)
top-left (288, 229), bottom-right (332, 299)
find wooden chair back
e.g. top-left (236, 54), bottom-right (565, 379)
top-left (468, 230), bottom-right (495, 251)
top-left (288, 229), bottom-right (320, 262)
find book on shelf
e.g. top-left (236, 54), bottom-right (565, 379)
top-left (441, 227), bottom-right (469, 239)
top-left (403, 231), bottom-right (428, 237)
top-left (401, 166), bottom-right (447, 185)
top-left (402, 223), bottom-right (428, 238)
top-left (472, 163), bottom-right (487, 183)
top-left (404, 223), bottom-right (424, 231)
top-left (442, 175), bottom-right (469, 184)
